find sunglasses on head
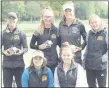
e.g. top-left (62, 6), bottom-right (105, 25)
top-left (8, 16), bottom-right (16, 20)
top-left (33, 56), bottom-right (43, 60)
top-left (65, 8), bottom-right (72, 12)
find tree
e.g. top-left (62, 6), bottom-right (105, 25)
top-left (17, 2), bottom-right (25, 21)
top-left (25, 1), bottom-right (41, 22)
top-left (1, 1), bottom-right (108, 21)
top-left (86, 1), bottom-right (95, 19)
top-left (47, 0), bottom-right (67, 17)
top-left (94, 2), bottom-right (108, 18)
top-left (2, 1), bottom-right (18, 21)
top-left (75, 1), bottom-right (95, 20)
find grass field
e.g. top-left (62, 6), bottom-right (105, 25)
top-left (1, 19), bottom-right (108, 36)
top-left (1, 19), bottom-right (90, 37)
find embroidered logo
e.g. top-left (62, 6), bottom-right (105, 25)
top-left (72, 27), bottom-right (80, 34)
top-left (14, 35), bottom-right (20, 40)
top-left (51, 34), bottom-right (56, 38)
top-left (42, 75), bottom-right (47, 81)
top-left (97, 36), bottom-right (103, 40)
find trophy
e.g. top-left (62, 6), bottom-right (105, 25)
top-left (7, 47), bottom-right (19, 54)
top-left (44, 40), bottom-right (53, 48)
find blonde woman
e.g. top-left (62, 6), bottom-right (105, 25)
top-left (21, 50), bottom-right (53, 87)
top-left (83, 15), bottom-right (108, 87)
top-left (54, 43), bottom-right (85, 87)
top-left (59, 3), bottom-right (87, 65)
top-left (30, 7), bottom-right (60, 73)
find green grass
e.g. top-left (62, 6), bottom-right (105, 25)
top-left (1, 19), bottom-right (108, 37)
top-left (1, 20), bottom-right (89, 36)
top-left (18, 24), bottom-right (36, 37)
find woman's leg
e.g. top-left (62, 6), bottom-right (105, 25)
top-left (96, 69), bottom-right (107, 87)
top-left (14, 67), bottom-right (24, 87)
top-left (86, 69), bottom-right (97, 87)
top-left (3, 68), bottom-right (13, 87)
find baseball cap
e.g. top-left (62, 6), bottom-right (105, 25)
top-left (32, 50), bottom-right (45, 60)
top-left (7, 12), bottom-right (18, 19)
top-left (62, 3), bottom-right (74, 11)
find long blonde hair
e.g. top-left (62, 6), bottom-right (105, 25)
top-left (37, 7), bottom-right (55, 35)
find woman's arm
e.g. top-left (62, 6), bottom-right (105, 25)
top-left (102, 31), bottom-right (108, 62)
top-left (83, 31), bottom-right (90, 69)
top-left (80, 24), bottom-right (87, 50)
top-left (21, 68), bottom-right (29, 87)
top-left (48, 68), bottom-right (54, 87)
top-left (57, 29), bottom-right (61, 48)
top-left (30, 34), bottom-right (39, 49)
top-left (21, 31), bottom-right (28, 53)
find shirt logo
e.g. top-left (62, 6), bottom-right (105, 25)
top-left (51, 34), bottom-right (56, 38)
top-left (41, 75), bottom-right (47, 81)
top-left (14, 35), bottom-right (20, 40)
top-left (72, 27), bottom-right (79, 34)
top-left (97, 36), bottom-right (103, 40)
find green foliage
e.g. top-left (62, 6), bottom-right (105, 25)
top-left (25, 1), bottom-right (41, 22)
top-left (74, 1), bottom-right (95, 20)
top-left (94, 2), bottom-right (108, 18)
top-left (2, 1), bottom-right (18, 21)
top-left (1, 1), bottom-right (108, 21)
top-left (17, 2), bottom-right (25, 21)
